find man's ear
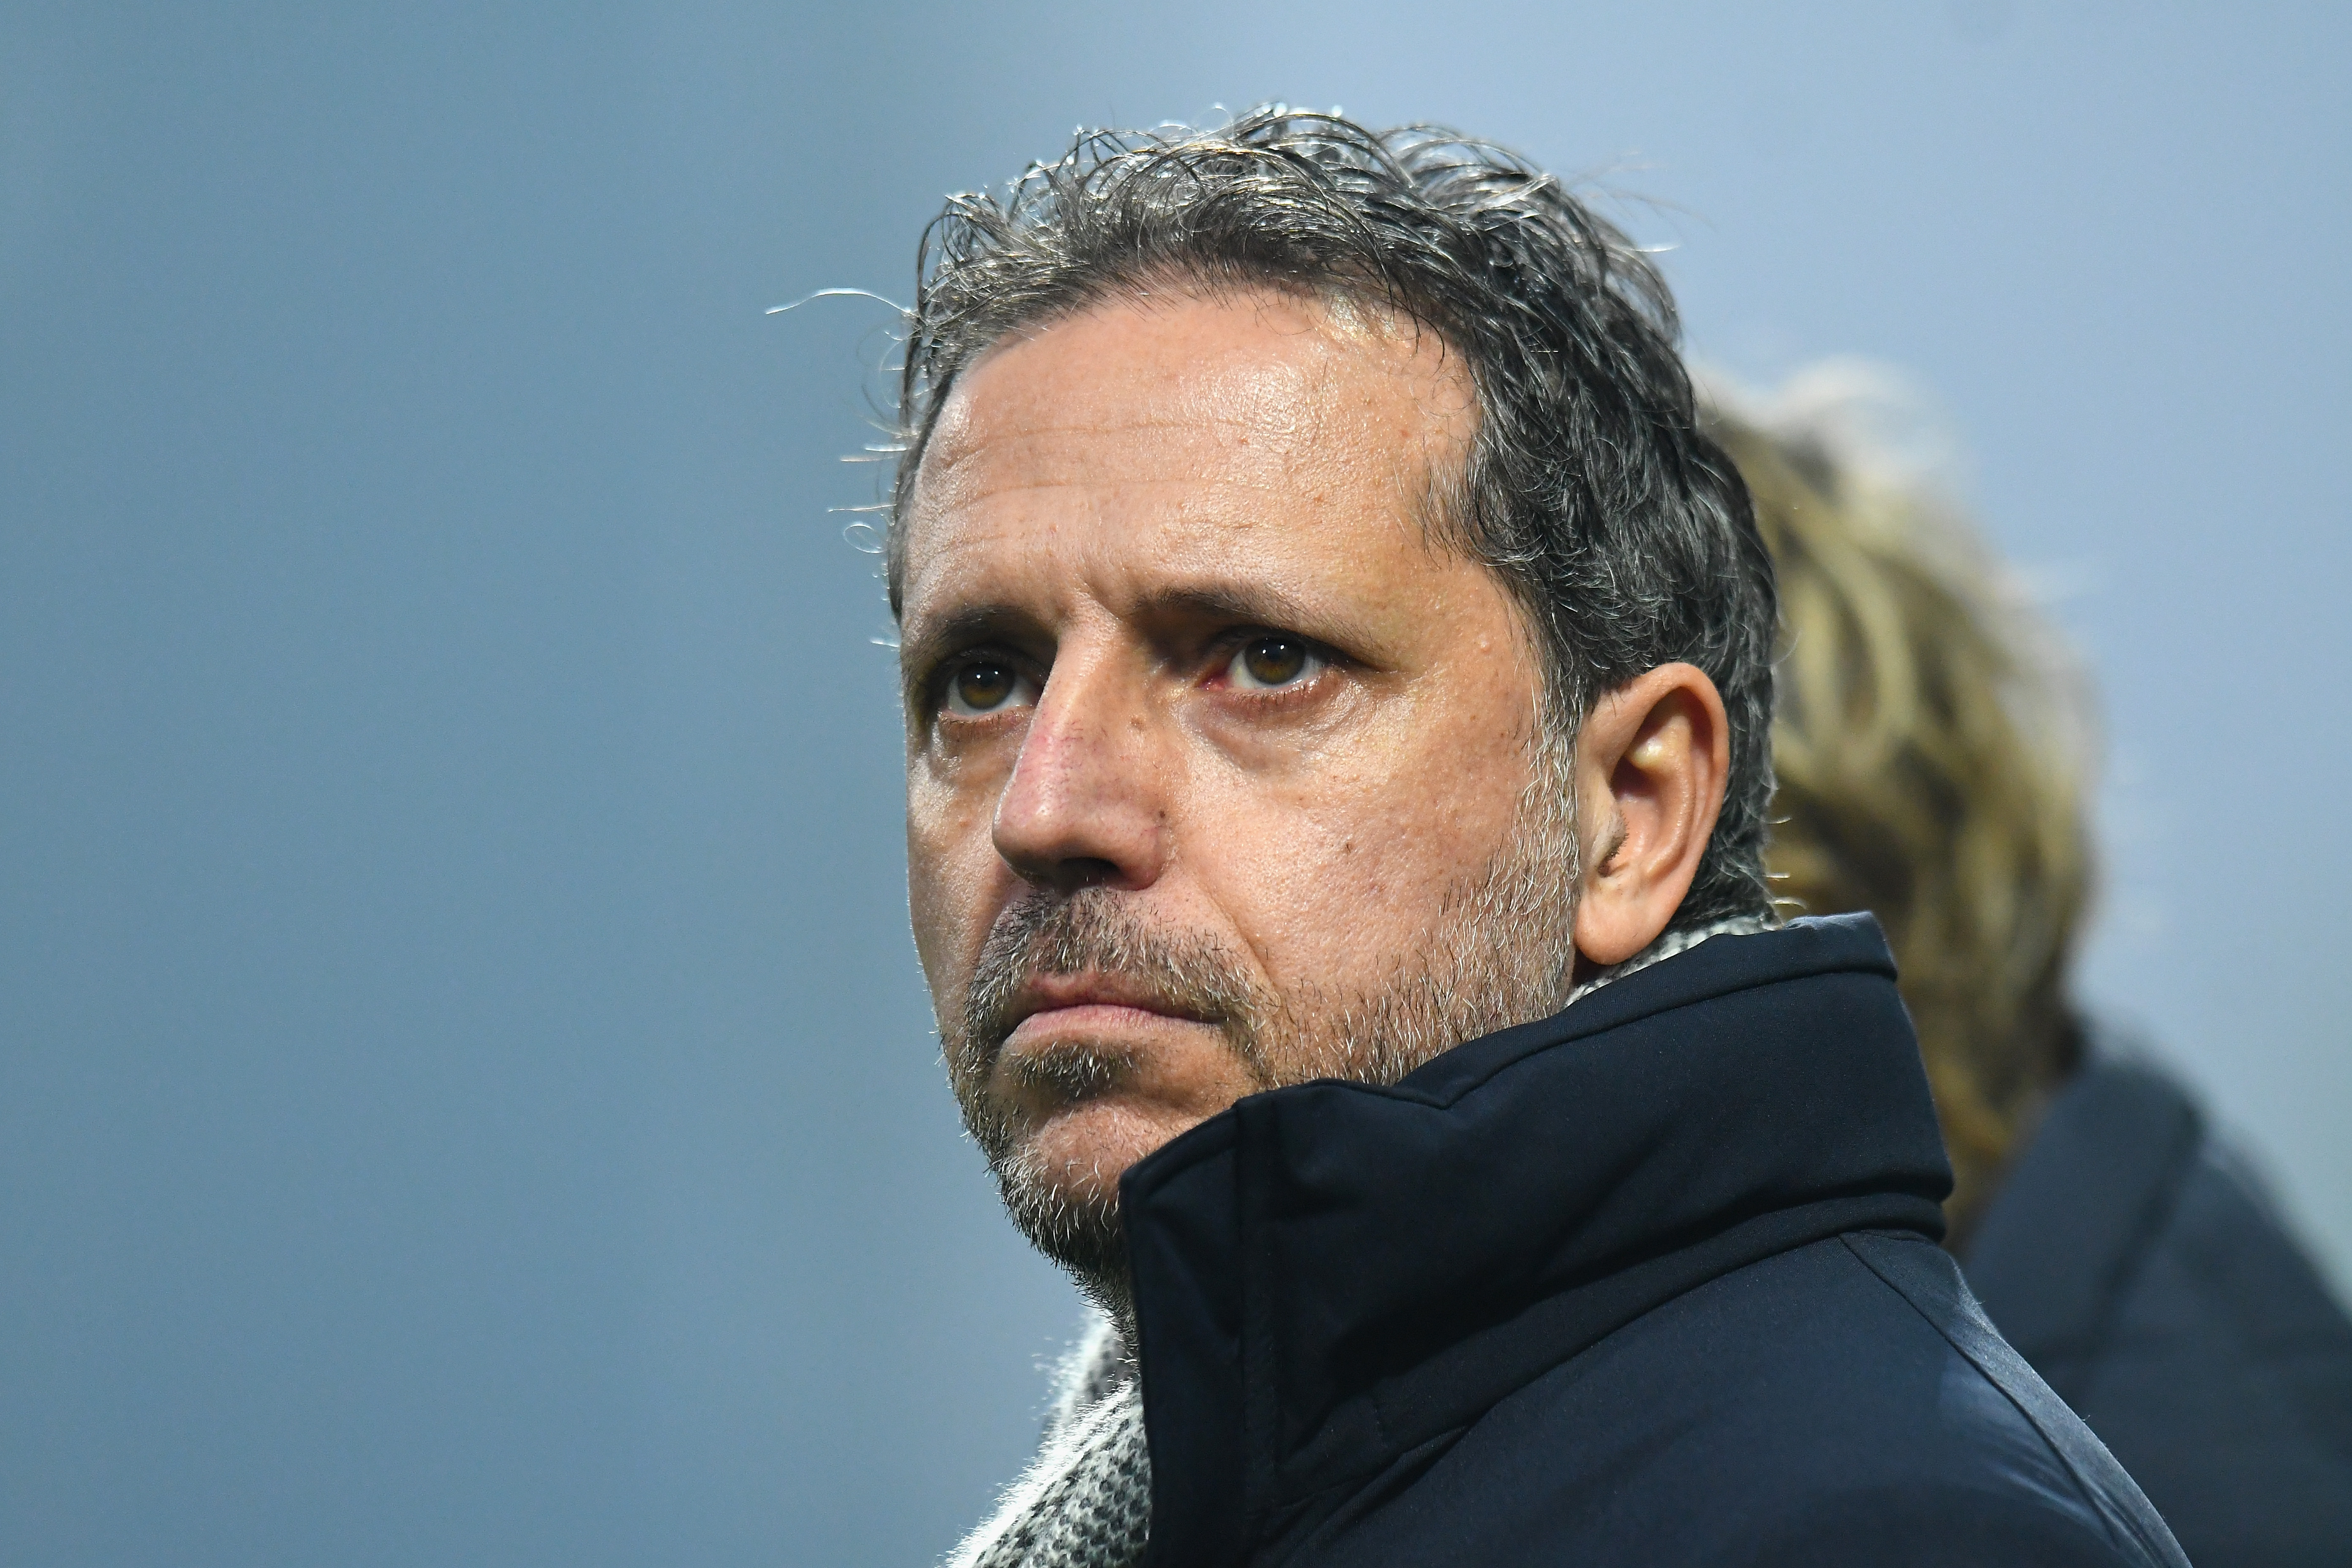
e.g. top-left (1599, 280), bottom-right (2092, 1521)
top-left (1571, 662), bottom-right (1731, 969)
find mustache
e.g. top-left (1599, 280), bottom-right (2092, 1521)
top-left (958, 888), bottom-right (1269, 1073)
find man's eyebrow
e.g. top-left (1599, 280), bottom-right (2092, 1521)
top-left (1135, 581), bottom-right (1327, 632)
top-left (898, 602), bottom-right (1039, 680)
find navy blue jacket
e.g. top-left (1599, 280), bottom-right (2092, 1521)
top-left (1966, 1053), bottom-right (2352, 1568)
top-left (1120, 915), bottom-right (2187, 1566)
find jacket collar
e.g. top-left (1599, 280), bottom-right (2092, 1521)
top-left (1119, 913), bottom-right (1952, 1565)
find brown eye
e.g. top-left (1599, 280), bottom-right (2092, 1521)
top-left (1230, 636), bottom-right (1318, 691)
top-left (945, 660), bottom-right (1032, 717)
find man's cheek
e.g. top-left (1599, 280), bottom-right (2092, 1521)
top-left (904, 847), bottom-right (971, 1010)
top-left (910, 843), bottom-right (1004, 1003)
top-left (1212, 799), bottom-right (1464, 969)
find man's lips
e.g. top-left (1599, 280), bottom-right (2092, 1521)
top-left (1002, 974), bottom-right (1212, 1046)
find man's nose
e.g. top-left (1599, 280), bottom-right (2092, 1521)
top-left (991, 653), bottom-right (1172, 892)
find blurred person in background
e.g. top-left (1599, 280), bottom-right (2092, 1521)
top-left (1707, 367), bottom-right (2352, 1568)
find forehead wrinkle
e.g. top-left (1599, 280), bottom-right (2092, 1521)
top-left (917, 300), bottom-right (1463, 483)
top-left (913, 420), bottom-right (1312, 531)
top-left (921, 472), bottom-right (1294, 519)
top-left (920, 401), bottom-right (1310, 491)
top-left (901, 289), bottom-right (1484, 624)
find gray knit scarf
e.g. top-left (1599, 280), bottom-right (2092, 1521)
top-left (943, 914), bottom-right (1773, 1568)
top-left (948, 1315), bottom-right (1149, 1568)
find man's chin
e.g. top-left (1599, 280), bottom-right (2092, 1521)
top-left (1021, 1094), bottom-right (1203, 1185)
top-left (989, 1096), bottom-right (1203, 1305)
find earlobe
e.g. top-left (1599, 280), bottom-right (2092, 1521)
top-left (1571, 664), bottom-right (1731, 968)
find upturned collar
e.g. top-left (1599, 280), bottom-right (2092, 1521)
top-left (1120, 913), bottom-right (1952, 1566)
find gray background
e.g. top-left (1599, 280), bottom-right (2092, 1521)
top-left (3, 3), bottom-right (2344, 1563)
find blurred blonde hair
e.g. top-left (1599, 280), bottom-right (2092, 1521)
top-left (1703, 364), bottom-right (2096, 1234)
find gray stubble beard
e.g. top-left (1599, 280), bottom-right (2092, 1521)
top-left (939, 724), bottom-right (1582, 1318)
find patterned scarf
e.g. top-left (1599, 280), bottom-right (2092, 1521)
top-left (948, 1318), bottom-right (1148, 1568)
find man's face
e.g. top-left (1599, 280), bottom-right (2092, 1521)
top-left (898, 287), bottom-right (1578, 1290)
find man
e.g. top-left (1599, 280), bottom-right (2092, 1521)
top-left (1710, 369), bottom-right (2352, 1568)
top-left (891, 110), bottom-right (2185, 1566)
